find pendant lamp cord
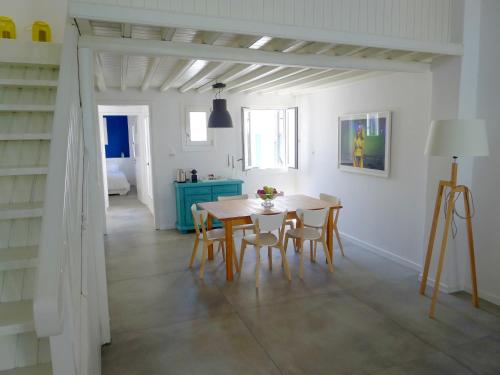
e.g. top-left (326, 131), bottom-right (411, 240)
top-left (443, 186), bottom-right (476, 238)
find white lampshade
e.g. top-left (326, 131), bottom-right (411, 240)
top-left (425, 119), bottom-right (489, 157)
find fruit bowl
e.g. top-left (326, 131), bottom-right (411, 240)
top-left (257, 186), bottom-right (278, 208)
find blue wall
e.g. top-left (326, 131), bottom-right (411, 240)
top-left (105, 115), bottom-right (130, 158)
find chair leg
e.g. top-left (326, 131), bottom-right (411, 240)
top-left (313, 241), bottom-right (317, 261)
top-left (310, 241), bottom-right (314, 262)
top-left (255, 246), bottom-right (261, 289)
top-left (268, 247), bottom-right (273, 270)
top-left (199, 243), bottom-right (208, 279)
top-left (278, 245), bottom-right (291, 281)
top-left (239, 241), bottom-right (247, 272)
top-left (220, 241), bottom-right (226, 262)
top-left (299, 239), bottom-right (304, 279)
top-left (335, 227), bottom-right (345, 256)
top-left (284, 234), bottom-right (290, 254)
top-left (232, 247), bottom-right (240, 273)
top-left (189, 238), bottom-right (199, 268)
top-left (322, 239), bottom-right (334, 272)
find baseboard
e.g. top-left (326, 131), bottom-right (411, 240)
top-left (464, 285), bottom-right (500, 306)
top-left (417, 273), bottom-right (453, 294)
top-left (340, 232), bottom-right (421, 272)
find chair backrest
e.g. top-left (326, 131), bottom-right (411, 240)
top-left (218, 194), bottom-right (249, 201)
top-left (319, 193), bottom-right (340, 205)
top-left (191, 204), bottom-right (208, 236)
top-left (297, 208), bottom-right (329, 229)
top-left (251, 212), bottom-right (287, 232)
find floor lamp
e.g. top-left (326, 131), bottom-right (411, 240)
top-left (420, 119), bottom-right (489, 318)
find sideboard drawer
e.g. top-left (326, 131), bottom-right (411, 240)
top-left (184, 186), bottom-right (212, 196)
top-left (213, 184), bottom-right (239, 197)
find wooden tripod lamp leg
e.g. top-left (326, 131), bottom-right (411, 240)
top-left (429, 191), bottom-right (456, 318)
top-left (463, 186), bottom-right (480, 308)
top-left (420, 182), bottom-right (446, 295)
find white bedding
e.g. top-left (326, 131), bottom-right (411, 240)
top-left (107, 169), bottom-right (130, 195)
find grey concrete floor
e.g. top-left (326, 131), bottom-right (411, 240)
top-left (102, 192), bottom-right (500, 375)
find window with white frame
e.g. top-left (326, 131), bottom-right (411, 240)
top-left (183, 106), bottom-right (214, 150)
top-left (242, 107), bottom-right (298, 170)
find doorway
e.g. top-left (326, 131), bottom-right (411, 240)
top-left (97, 105), bottom-right (157, 229)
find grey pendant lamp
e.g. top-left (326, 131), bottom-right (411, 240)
top-left (208, 83), bottom-right (233, 128)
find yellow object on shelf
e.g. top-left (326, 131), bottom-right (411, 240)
top-left (32, 21), bottom-right (52, 42)
top-left (0, 16), bottom-right (16, 39)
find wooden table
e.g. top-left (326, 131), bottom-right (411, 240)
top-left (198, 194), bottom-right (342, 281)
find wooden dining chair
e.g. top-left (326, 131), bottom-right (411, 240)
top-left (189, 204), bottom-right (239, 279)
top-left (284, 208), bottom-right (334, 279)
top-left (239, 211), bottom-right (291, 288)
top-left (319, 193), bottom-right (345, 256)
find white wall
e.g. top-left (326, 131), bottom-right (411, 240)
top-left (3, 0), bottom-right (68, 42)
top-left (296, 72), bottom-right (432, 268)
top-left (471, 0), bottom-right (500, 305)
top-left (95, 89), bottom-right (297, 230)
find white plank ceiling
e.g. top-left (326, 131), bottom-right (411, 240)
top-left (76, 19), bottom-right (447, 95)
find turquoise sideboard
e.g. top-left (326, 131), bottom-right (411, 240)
top-left (174, 179), bottom-right (244, 233)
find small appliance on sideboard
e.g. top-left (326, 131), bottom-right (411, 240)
top-left (176, 169), bottom-right (186, 183)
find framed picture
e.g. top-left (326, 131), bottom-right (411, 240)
top-left (338, 111), bottom-right (391, 177)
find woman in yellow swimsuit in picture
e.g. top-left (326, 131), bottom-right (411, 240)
top-left (353, 126), bottom-right (364, 168)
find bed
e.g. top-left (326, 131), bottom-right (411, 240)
top-left (107, 164), bottom-right (131, 195)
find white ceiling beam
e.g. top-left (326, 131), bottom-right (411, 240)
top-left (225, 66), bottom-right (283, 90)
top-left (287, 72), bottom-right (388, 95)
top-left (141, 57), bottom-right (161, 91)
top-left (75, 18), bottom-right (92, 35)
top-left (80, 36), bottom-right (430, 74)
top-left (160, 59), bottom-right (195, 92)
top-left (262, 70), bottom-right (351, 93)
top-left (120, 55), bottom-right (128, 91)
top-left (278, 70), bottom-right (364, 93)
top-left (178, 61), bottom-right (223, 93)
top-left (249, 69), bottom-right (329, 94)
top-left (70, 2), bottom-right (464, 55)
top-left (94, 53), bottom-right (106, 92)
top-left (201, 31), bottom-right (222, 45)
top-left (196, 64), bottom-right (257, 93)
top-left (121, 23), bottom-right (132, 38)
top-left (231, 67), bottom-right (309, 93)
top-left (161, 27), bottom-right (176, 41)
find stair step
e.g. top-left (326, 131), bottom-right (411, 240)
top-left (0, 202), bottom-right (44, 220)
top-left (0, 79), bottom-right (58, 88)
top-left (0, 364), bottom-right (52, 375)
top-left (0, 246), bottom-right (37, 271)
top-left (0, 300), bottom-right (34, 336)
top-left (0, 134), bottom-right (51, 141)
top-left (0, 166), bottom-right (48, 176)
top-left (0, 105), bottom-right (54, 113)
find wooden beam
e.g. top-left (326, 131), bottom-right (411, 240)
top-left (70, 2), bottom-right (464, 55)
top-left (280, 70), bottom-right (367, 93)
top-left (121, 23), bottom-right (132, 38)
top-left (225, 66), bottom-right (283, 90)
top-left (94, 53), bottom-right (106, 92)
top-left (80, 36), bottom-right (430, 74)
top-left (75, 18), bottom-right (92, 35)
top-left (178, 61), bottom-right (222, 93)
top-left (141, 57), bottom-right (161, 91)
top-left (250, 69), bottom-right (329, 94)
top-left (231, 67), bottom-right (309, 93)
top-left (196, 64), bottom-right (257, 93)
top-left (160, 59), bottom-right (194, 91)
top-left (262, 70), bottom-right (351, 93)
top-left (161, 27), bottom-right (176, 41)
top-left (120, 55), bottom-right (128, 91)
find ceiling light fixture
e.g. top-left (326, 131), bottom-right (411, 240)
top-left (208, 82), bottom-right (233, 128)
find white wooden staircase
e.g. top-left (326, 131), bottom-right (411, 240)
top-left (0, 61), bottom-right (58, 374)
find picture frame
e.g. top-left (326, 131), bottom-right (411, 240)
top-left (338, 111), bottom-right (392, 177)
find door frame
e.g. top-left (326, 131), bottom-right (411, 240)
top-left (97, 103), bottom-right (160, 230)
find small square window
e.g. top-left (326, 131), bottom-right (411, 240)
top-left (183, 106), bottom-right (214, 151)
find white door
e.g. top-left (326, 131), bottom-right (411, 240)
top-left (144, 116), bottom-right (153, 199)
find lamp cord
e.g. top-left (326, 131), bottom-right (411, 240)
top-left (443, 186), bottom-right (476, 238)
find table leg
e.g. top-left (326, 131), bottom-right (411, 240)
top-left (207, 214), bottom-right (214, 260)
top-left (224, 220), bottom-right (234, 281)
top-left (327, 208), bottom-right (334, 262)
